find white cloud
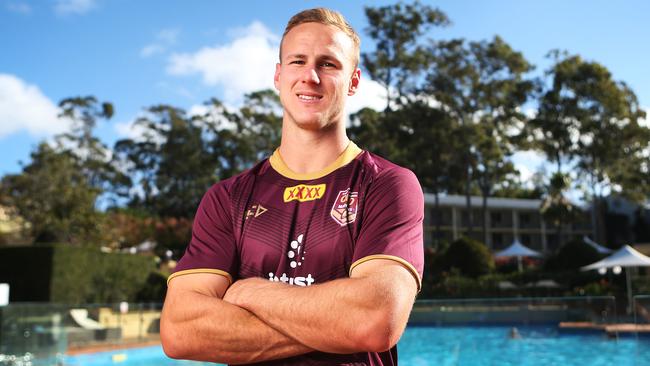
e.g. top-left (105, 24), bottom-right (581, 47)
top-left (187, 104), bottom-right (209, 117)
top-left (509, 150), bottom-right (547, 183)
top-left (346, 78), bottom-right (387, 114)
top-left (157, 28), bottom-right (179, 44)
top-left (140, 44), bottom-right (165, 58)
top-left (114, 119), bottom-right (143, 141)
top-left (0, 74), bottom-right (66, 139)
top-left (167, 21), bottom-right (279, 105)
top-left (639, 106), bottom-right (649, 128)
top-left (6, 2), bottom-right (31, 14)
top-left (54, 0), bottom-right (96, 15)
top-left (166, 20), bottom-right (390, 114)
top-left (140, 28), bottom-right (180, 58)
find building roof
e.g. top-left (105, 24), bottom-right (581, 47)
top-left (424, 194), bottom-right (542, 210)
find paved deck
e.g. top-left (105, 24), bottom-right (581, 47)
top-left (67, 336), bottom-right (161, 355)
top-left (559, 321), bottom-right (650, 336)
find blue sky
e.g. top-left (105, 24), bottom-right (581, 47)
top-left (1, 0), bottom-right (649, 183)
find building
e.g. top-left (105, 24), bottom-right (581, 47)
top-left (423, 194), bottom-right (594, 253)
top-left (0, 205), bottom-right (26, 244)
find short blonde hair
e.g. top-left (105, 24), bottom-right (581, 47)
top-left (280, 8), bottom-right (361, 68)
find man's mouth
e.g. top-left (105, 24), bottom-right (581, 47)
top-left (297, 93), bottom-right (323, 101)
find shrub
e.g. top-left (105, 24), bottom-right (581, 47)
top-left (544, 238), bottom-right (603, 271)
top-left (442, 237), bottom-right (494, 278)
top-left (136, 270), bottom-right (169, 302)
top-left (0, 245), bottom-right (157, 304)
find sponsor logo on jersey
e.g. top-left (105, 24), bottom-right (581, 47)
top-left (268, 272), bottom-right (315, 286)
top-left (283, 184), bottom-right (326, 202)
top-left (245, 204), bottom-right (267, 219)
top-left (267, 233), bottom-right (315, 286)
top-left (330, 189), bottom-right (359, 226)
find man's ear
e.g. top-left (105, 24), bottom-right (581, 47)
top-left (274, 63), bottom-right (281, 91)
top-left (348, 68), bottom-right (361, 96)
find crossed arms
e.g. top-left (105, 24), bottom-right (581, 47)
top-left (160, 258), bottom-right (418, 364)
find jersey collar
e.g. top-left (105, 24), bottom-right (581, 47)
top-left (269, 141), bottom-right (362, 181)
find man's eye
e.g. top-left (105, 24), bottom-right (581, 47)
top-left (289, 60), bottom-right (305, 65)
top-left (321, 62), bottom-right (336, 68)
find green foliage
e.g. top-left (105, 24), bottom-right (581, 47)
top-left (153, 216), bottom-right (193, 257)
top-left (57, 96), bottom-right (130, 196)
top-left (363, 1), bottom-right (450, 108)
top-left (527, 52), bottom-right (650, 244)
top-left (442, 237), bottom-right (495, 278)
top-left (0, 245), bottom-right (157, 304)
top-left (544, 238), bottom-right (603, 271)
top-left (102, 209), bottom-right (156, 249)
top-left (0, 144), bottom-right (102, 244)
top-left (426, 273), bottom-right (499, 298)
top-left (136, 270), bottom-right (169, 302)
top-left (113, 90), bottom-right (282, 219)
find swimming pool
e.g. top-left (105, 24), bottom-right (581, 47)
top-left (64, 325), bottom-right (650, 366)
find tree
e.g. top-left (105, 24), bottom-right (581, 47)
top-left (203, 90), bottom-right (282, 179)
top-left (349, 102), bottom-right (462, 246)
top-left (116, 105), bottom-right (218, 218)
top-left (363, 1), bottom-right (450, 110)
top-left (540, 172), bottom-right (578, 247)
top-left (56, 96), bottom-right (130, 199)
top-left (526, 51), bottom-right (580, 174)
top-left (0, 143), bottom-right (101, 244)
top-left (531, 53), bottom-right (650, 242)
top-left (424, 36), bottom-right (535, 239)
top-left (112, 91), bottom-right (282, 225)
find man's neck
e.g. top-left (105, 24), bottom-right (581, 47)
top-left (278, 122), bottom-right (349, 175)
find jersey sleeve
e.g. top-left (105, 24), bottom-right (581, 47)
top-left (168, 182), bottom-right (238, 285)
top-left (351, 168), bottom-right (424, 291)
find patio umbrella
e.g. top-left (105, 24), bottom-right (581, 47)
top-left (494, 239), bottom-right (542, 271)
top-left (583, 236), bottom-right (613, 254)
top-left (581, 245), bottom-right (650, 312)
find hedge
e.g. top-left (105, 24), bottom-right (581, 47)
top-left (0, 245), bottom-right (158, 304)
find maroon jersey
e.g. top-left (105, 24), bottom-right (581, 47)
top-left (169, 142), bottom-right (424, 366)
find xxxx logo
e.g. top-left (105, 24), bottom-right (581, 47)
top-left (283, 184), bottom-right (326, 203)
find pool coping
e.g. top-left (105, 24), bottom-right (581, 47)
top-left (67, 338), bottom-right (162, 356)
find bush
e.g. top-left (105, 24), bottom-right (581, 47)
top-left (544, 238), bottom-right (603, 271)
top-left (136, 270), bottom-right (169, 302)
top-left (154, 217), bottom-right (193, 258)
top-left (0, 245), bottom-right (157, 304)
top-left (442, 237), bottom-right (494, 278)
top-left (426, 273), bottom-right (500, 298)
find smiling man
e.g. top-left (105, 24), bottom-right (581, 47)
top-left (160, 8), bottom-right (424, 366)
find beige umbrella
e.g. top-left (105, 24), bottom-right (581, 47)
top-left (582, 245), bottom-right (650, 313)
top-left (495, 239), bottom-right (542, 271)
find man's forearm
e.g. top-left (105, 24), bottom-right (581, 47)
top-left (224, 264), bottom-right (416, 354)
top-left (161, 289), bottom-right (312, 364)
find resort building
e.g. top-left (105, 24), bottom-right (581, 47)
top-left (423, 194), bottom-right (594, 253)
top-left (0, 205), bottom-right (25, 244)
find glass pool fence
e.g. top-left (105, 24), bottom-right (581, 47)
top-left (1, 296), bottom-right (649, 365)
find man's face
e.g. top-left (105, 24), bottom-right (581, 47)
top-left (275, 22), bottom-right (360, 131)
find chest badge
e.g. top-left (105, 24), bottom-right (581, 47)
top-left (330, 189), bottom-right (359, 226)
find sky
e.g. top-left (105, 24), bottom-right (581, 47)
top-left (1, 0), bottom-right (649, 185)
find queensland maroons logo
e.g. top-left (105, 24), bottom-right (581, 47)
top-left (330, 189), bottom-right (358, 226)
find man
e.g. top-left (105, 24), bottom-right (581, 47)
top-left (161, 8), bottom-right (424, 366)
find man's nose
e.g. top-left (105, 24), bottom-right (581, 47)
top-left (301, 67), bottom-right (320, 84)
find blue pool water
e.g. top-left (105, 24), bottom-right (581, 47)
top-left (65, 325), bottom-right (650, 366)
